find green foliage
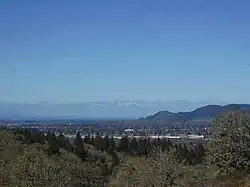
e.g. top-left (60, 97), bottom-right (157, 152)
top-left (0, 130), bottom-right (107, 187)
top-left (47, 132), bottom-right (60, 156)
top-left (94, 132), bottom-right (104, 151)
top-left (117, 135), bottom-right (129, 152)
top-left (110, 136), bottom-right (116, 150)
top-left (0, 129), bottom-right (113, 186)
top-left (110, 149), bottom-right (120, 167)
top-left (130, 137), bottom-right (139, 156)
top-left (74, 131), bottom-right (87, 161)
top-left (208, 110), bottom-right (250, 176)
top-left (2, 107), bottom-right (250, 187)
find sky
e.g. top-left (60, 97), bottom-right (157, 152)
top-left (0, 0), bottom-right (250, 104)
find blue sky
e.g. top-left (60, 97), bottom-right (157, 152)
top-left (0, 0), bottom-right (250, 103)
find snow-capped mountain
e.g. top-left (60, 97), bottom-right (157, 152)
top-left (0, 100), bottom-right (225, 119)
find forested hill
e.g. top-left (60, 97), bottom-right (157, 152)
top-left (1, 109), bottom-right (250, 186)
top-left (144, 104), bottom-right (250, 124)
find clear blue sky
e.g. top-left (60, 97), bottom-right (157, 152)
top-left (0, 0), bottom-right (250, 103)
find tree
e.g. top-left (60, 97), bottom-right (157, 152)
top-left (103, 135), bottom-right (110, 151)
top-left (110, 136), bottom-right (116, 150)
top-left (73, 131), bottom-right (81, 146)
top-left (117, 135), bottom-right (129, 153)
top-left (208, 110), bottom-right (250, 175)
top-left (152, 137), bottom-right (161, 148)
top-left (83, 134), bottom-right (90, 144)
top-left (57, 133), bottom-right (74, 152)
top-left (137, 138), bottom-right (146, 156)
top-left (0, 129), bottom-right (107, 187)
top-left (37, 131), bottom-right (46, 145)
top-left (130, 137), bottom-right (139, 156)
top-left (57, 133), bottom-right (67, 149)
top-left (74, 131), bottom-right (86, 161)
top-left (111, 149), bottom-right (120, 167)
top-left (65, 137), bottom-right (74, 152)
top-left (47, 133), bottom-right (60, 156)
top-left (193, 142), bottom-right (205, 164)
top-left (94, 132), bottom-right (104, 151)
top-left (161, 138), bottom-right (170, 152)
top-left (144, 137), bottom-right (152, 157)
top-left (23, 128), bottom-right (32, 144)
top-left (113, 148), bottom-right (183, 187)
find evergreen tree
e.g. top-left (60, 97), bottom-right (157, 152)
top-left (37, 131), bottom-right (46, 145)
top-left (194, 142), bottom-right (205, 164)
top-left (65, 137), bottom-right (74, 152)
top-left (94, 132), bottom-right (104, 151)
top-left (46, 131), bottom-right (53, 142)
top-left (90, 135), bottom-right (95, 145)
top-left (23, 128), bottom-right (32, 144)
top-left (182, 143), bottom-right (189, 161)
top-left (110, 136), bottom-right (116, 150)
top-left (117, 135), bottom-right (129, 152)
top-left (152, 137), bottom-right (161, 148)
top-left (137, 138), bottom-right (146, 156)
top-left (74, 131), bottom-right (87, 161)
top-left (196, 141), bottom-right (205, 158)
top-left (185, 147), bottom-right (196, 165)
top-left (111, 149), bottom-right (120, 167)
top-left (103, 135), bottom-right (110, 151)
top-left (47, 132), bottom-right (60, 156)
top-left (161, 137), bottom-right (169, 152)
top-left (144, 137), bottom-right (152, 156)
top-left (175, 143), bottom-right (185, 163)
top-left (130, 137), bottom-right (139, 156)
top-left (57, 133), bottom-right (74, 152)
top-left (58, 133), bottom-right (67, 149)
top-left (84, 134), bottom-right (90, 144)
top-left (167, 138), bottom-right (172, 150)
top-left (73, 131), bottom-right (81, 146)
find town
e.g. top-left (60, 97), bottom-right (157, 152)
top-left (1, 119), bottom-right (209, 140)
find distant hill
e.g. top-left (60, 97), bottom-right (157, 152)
top-left (0, 100), bottom-right (218, 120)
top-left (144, 104), bottom-right (250, 124)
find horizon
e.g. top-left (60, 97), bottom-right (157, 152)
top-left (0, 101), bottom-right (249, 120)
top-left (1, 1), bottom-right (250, 104)
top-left (0, 100), bottom-right (248, 107)
top-left (1, 103), bottom-right (249, 123)
top-left (0, 99), bottom-right (232, 104)
top-left (1, 2), bottom-right (250, 186)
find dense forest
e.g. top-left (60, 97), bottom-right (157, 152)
top-left (0, 109), bottom-right (250, 186)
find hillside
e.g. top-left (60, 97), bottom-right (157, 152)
top-left (0, 130), bottom-right (109, 187)
top-left (144, 104), bottom-right (250, 124)
top-left (1, 109), bottom-right (250, 187)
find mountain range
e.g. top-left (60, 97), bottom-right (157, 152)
top-left (0, 101), bottom-right (248, 121)
top-left (144, 104), bottom-right (250, 125)
top-left (0, 100), bottom-right (213, 120)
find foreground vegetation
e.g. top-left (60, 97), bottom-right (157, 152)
top-left (0, 109), bottom-right (250, 186)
